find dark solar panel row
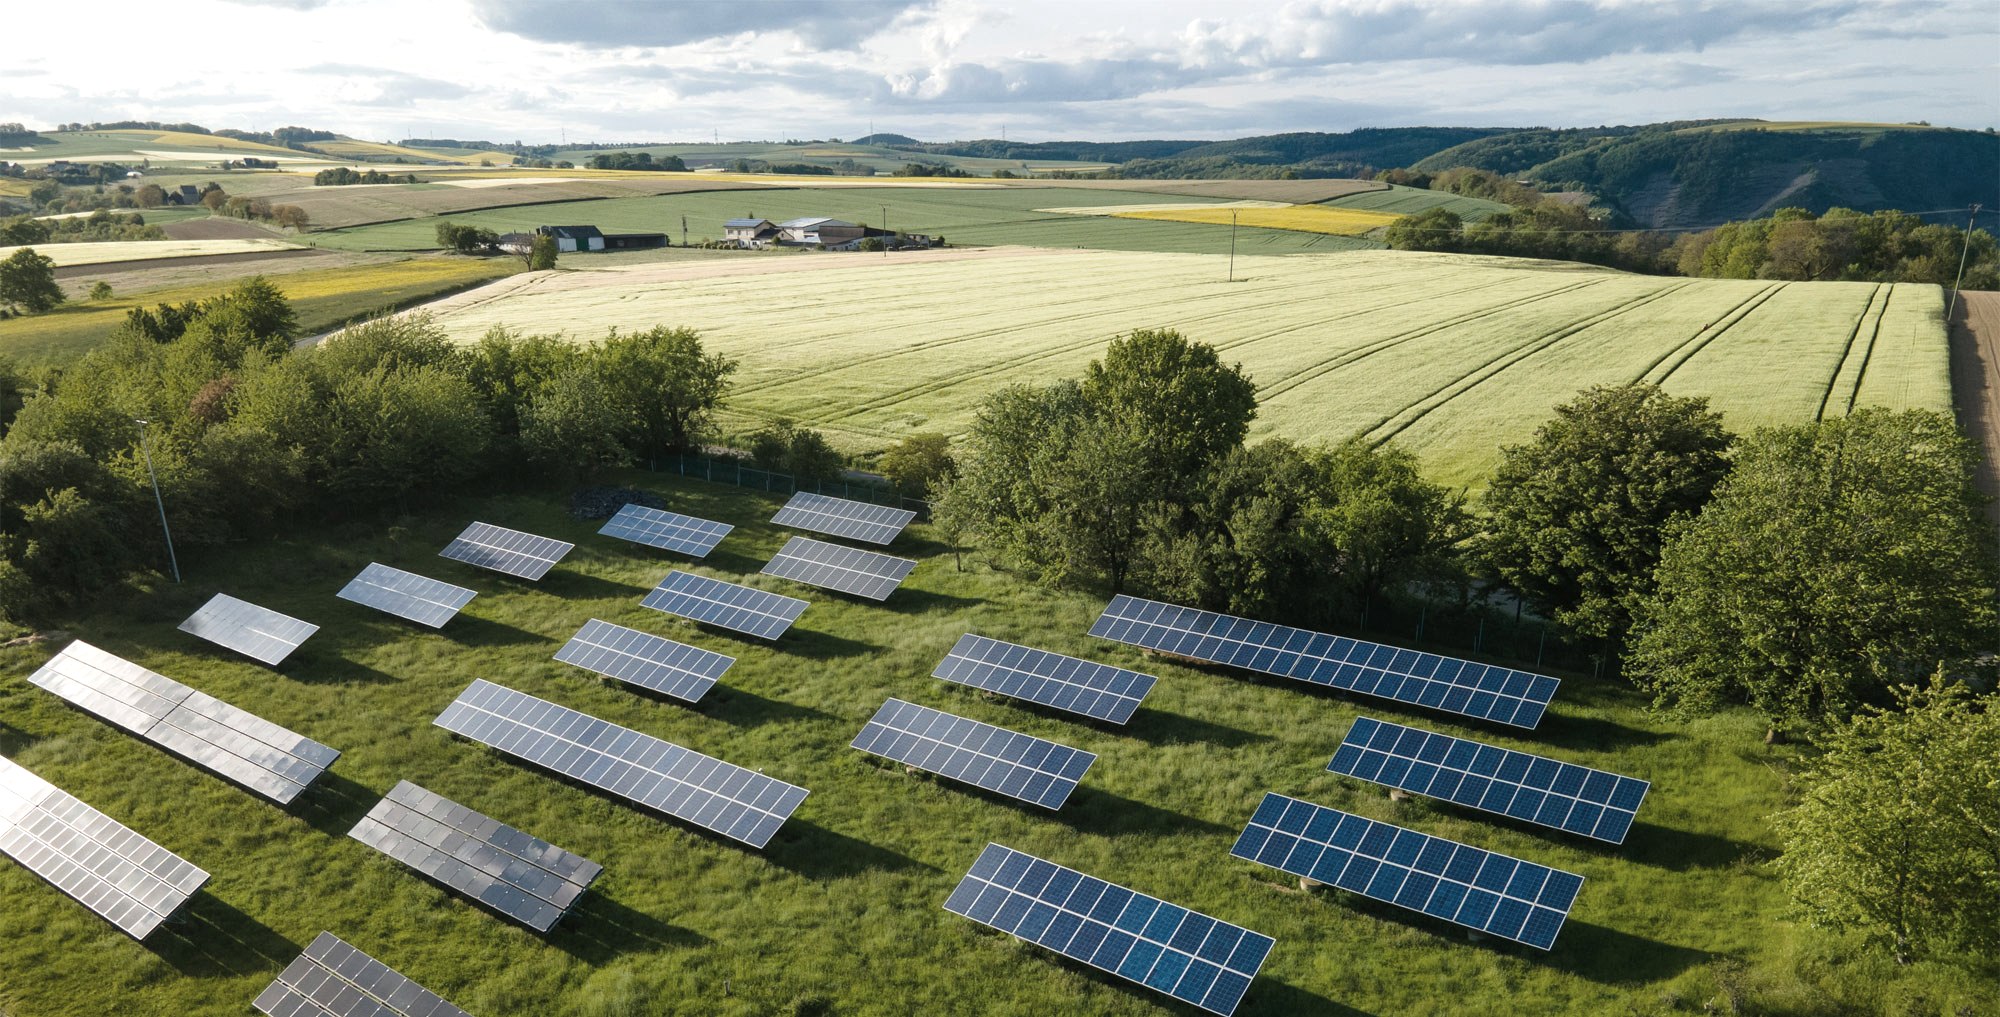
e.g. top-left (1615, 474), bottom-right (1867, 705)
top-left (1089, 595), bottom-right (1558, 729)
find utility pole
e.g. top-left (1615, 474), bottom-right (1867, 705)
top-left (1228, 210), bottom-right (1238, 282)
top-left (1949, 203), bottom-right (1984, 318)
top-left (135, 419), bottom-right (180, 584)
top-left (880, 204), bottom-right (889, 256)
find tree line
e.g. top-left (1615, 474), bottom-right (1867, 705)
top-left (931, 330), bottom-right (1997, 966)
top-left (313, 167), bottom-right (421, 186)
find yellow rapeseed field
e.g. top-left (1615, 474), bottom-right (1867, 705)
top-left (1113, 204), bottom-right (1408, 236)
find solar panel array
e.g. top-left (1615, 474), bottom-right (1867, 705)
top-left (439, 521), bottom-right (575, 581)
top-left (554, 618), bottom-right (733, 704)
top-left (945, 843), bottom-right (1274, 1017)
top-left (852, 699), bottom-right (1096, 810)
top-left (1330, 717), bottom-right (1650, 844)
top-left (598, 503), bottom-right (732, 558)
top-left (0, 754), bottom-right (209, 939)
top-left (434, 680), bottom-right (808, 848)
top-left (1090, 595), bottom-right (1559, 729)
top-left (336, 562), bottom-right (477, 629)
top-left (253, 931), bottom-right (471, 1017)
top-left (348, 780), bottom-right (603, 933)
top-left (761, 535), bottom-right (916, 601)
top-left (27, 640), bottom-right (340, 805)
top-left (933, 634), bottom-right (1157, 725)
top-left (178, 593), bottom-right (319, 666)
top-left (641, 570), bottom-right (809, 641)
top-left (770, 491), bottom-right (916, 545)
top-left (1231, 792), bottom-right (1583, 950)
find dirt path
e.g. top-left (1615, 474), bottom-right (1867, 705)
top-left (1948, 290), bottom-right (2000, 526)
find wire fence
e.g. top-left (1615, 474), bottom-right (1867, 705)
top-left (654, 451), bottom-right (933, 515)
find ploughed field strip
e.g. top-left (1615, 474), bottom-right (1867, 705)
top-left (433, 680), bottom-right (808, 849)
top-left (1329, 717), bottom-right (1651, 844)
top-left (1232, 792), bottom-right (1584, 950)
top-left (254, 931), bottom-right (473, 1017)
top-left (945, 842), bottom-right (1275, 1017)
top-left (851, 698), bottom-right (1096, 810)
top-left (932, 633), bottom-right (1159, 725)
top-left (0, 754), bottom-right (209, 940)
top-left (1090, 595), bottom-right (1559, 729)
top-left (596, 503), bottom-right (733, 558)
top-left (553, 618), bottom-right (734, 704)
top-left (438, 521), bottom-right (575, 581)
top-left (760, 535), bottom-right (917, 601)
top-left (178, 592), bottom-right (320, 666)
top-left (640, 569), bottom-right (810, 641)
top-left (347, 780), bottom-right (603, 933)
top-left (336, 562), bottom-right (478, 629)
top-left (769, 491), bottom-right (916, 545)
top-left (27, 640), bottom-right (340, 804)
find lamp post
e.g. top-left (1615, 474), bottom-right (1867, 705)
top-left (134, 418), bottom-right (180, 583)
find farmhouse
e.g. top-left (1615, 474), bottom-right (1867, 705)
top-left (167, 184), bottom-right (201, 205)
top-left (723, 218), bottom-right (779, 245)
top-left (776, 217), bottom-right (865, 246)
top-left (536, 224), bottom-right (605, 252)
top-left (495, 231), bottom-right (534, 255)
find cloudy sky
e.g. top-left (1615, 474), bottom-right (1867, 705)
top-left (4, 0), bottom-right (1994, 143)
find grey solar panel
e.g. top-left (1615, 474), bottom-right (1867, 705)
top-left (598, 503), bottom-right (732, 557)
top-left (852, 699), bottom-right (1096, 810)
top-left (1089, 595), bottom-right (1559, 730)
top-left (336, 562), bottom-right (477, 628)
top-left (0, 753), bottom-right (209, 939)
top-left (554, 618), bottom-right (732, 704)
top-left (761, 535), bottom-right (916, 601)
top-left (434, 680), bottom-right (808, 848)
top-left (1231, 792), bottom-right (1584, 950)
top-left (1330, 717), bottom-right (1649, 844)
top-left (439, 521), bottom-right (575, 581)
top-left (27, 641), bottom-right (340, 805)
top-left (944, 843), bottom-right (1274, 1016)
top-left (933, 634), bottom-right (1157, 725)
top-left (640, 570), bottom-right (809, 641)
top-left (770, 491), bottom-right (916, 545)
top-left (253, 931), bottom-right (472, 1017)
top-left (178, 593), bottom-right (319, 666)
top-left (348, 781), bottom-right (603, 933)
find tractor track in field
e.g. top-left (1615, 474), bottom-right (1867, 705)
top-left (1815, 284), bottom-right (1887, 420)
top-left (1948, 290), bottom-right (2000, 527)
top-left (1253, 277), bottom-right (1608, 402)
top-left (1639, 282), bottom-right (1786, 386)
top-left (1840, 285), bottom-right (1895, 416)
top-left (1368, 281), bottom-right (1698, 446)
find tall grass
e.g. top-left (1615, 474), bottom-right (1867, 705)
top-left (0, 471), bottom-right (1986, 1016)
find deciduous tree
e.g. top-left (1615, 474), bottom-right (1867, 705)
top-left (0, 248), bottom-right (64, 313)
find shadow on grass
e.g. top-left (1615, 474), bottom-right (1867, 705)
top-left (550, 891), bottom-right (709, 963)
top-left (700, 686), bottom-right (838, 727)
top-left (151, 892), bottom-right (301, 978)
top-left (449, 613), bottom-right (550, 648)
top-left (1124, 706), bottom-right (1272, 749)
top-left (1062, 785), bottom-right (1234, 838)
top-left (763, 820), bottom-right (936, 881)
top-left (1532, 712), bottom-right (1675, 752)
top-left (887, 586), bottom-right (983, 615)
top-left (0, 718), bottom-right (34, 755)
top-left (1617, 821), bottom-right (1768, 872)
top-left (541, 569), bottom-right (652, 602)
top-left (288, 770), bottom-right (384, 838)
top-left (282, 653), bottom-right (401, 686)
top-left (1243, 978), bottom-right (1380, 1017)
top-left (781, 628), bottom-right (884, 659)
top-left (1548, 918), bottom-right (1714, 984)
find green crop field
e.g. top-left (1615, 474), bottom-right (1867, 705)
top-left (553, 140), bottom-right (1112, 176)
top-left (405, 249), bottom-right (1949, 489)
top-left (311, 185), bottom-right (1379, 256)
top-left (1321, 184), bottom-right (1514, 223)
top-left (0, 472), bottom-right (1985, 1017)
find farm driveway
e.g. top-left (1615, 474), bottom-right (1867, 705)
top-left (1949, 289), bottom-right (2000, 526)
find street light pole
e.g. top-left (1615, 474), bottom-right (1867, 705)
top-left (135, 418), bottom-right (180, 583)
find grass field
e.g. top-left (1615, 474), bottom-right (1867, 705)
top-left (0, 238), bottom-right (298, 267)
top-left (403, 249), bottom-right (1949, 489)
top-left (0, 257), bottom-right (518, 363)
top-left (1320, 184), bottom-right (1514, 223)
top-left (0, 472), bottom-right (1987, 1017)
top-left (1112, 205), bottom-right (1406, 236)
top-left (312, 186), bottom-right (1382, 256)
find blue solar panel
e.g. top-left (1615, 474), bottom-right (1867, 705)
top-left (852, 699), bottom-right (1095, 810)
top-left (1330, 717), bottom-right (1649, 844)
top-left (1089, 595), bottom-right (1558, 729)
top-left (554, 618), bottom-right (732, 704)
top-left (640, 570), bottom-right (809, 641)
top-left (770, 491), bottom-right (915, 545)
top-left (598, 504), bottom-right (732, 558)
top-left (1231, 792), bottom-right (1583, 950)
top-left (434, 680), bottom-right (807, 848)
top-left (944, 843), bottom-right (1274, 1016)
top-left (933, 634), bottom-right (1157, 724)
